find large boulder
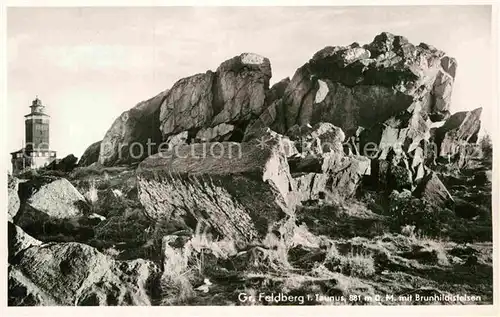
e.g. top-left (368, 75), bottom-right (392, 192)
top-left (276, 32), bottom-right (455, 135)
top-left (9, 241), bottom-right (159, 306)
top-left (99, 89), bottom-right (169, 166)
top-left (15, 177), bottom-right (88, 228)
top-left (79, 141), bottom-right (101, 167)
top-left (159, 53), bottom-right (272, 144)
top-left (137, 141), bottom-right (294, 245)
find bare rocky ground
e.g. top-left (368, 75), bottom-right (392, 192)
top-left (7, 32), bottom-right (493, 306)
top-left (8, 158), bottom-right (492, 306)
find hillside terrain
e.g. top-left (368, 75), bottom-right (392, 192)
top-left (8, 32), bottom-right (493, 306)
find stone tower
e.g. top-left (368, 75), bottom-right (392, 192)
top-left (10, 97), bottom-right (57, 174)
top-left (25, 97), bottom-right (50, 151)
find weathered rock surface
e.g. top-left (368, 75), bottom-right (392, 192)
top-left (159, 53), bottom-right (271, 144)
top-left (243, 77), bottom-right (290, 140)
top-left (164, 131), bottom-right (190, 149)
top-left (194, 123), bottom-right (235, 142)
top-left (293, 155), bottom-right (371, 203)
top-left (137, 141), bottom-right (294, 245)
top-left (9, 265), bottom-right (57, 306)
top-left (159, 72), bottom-right (215, 138)
top-left (288, 122), bottom-right (346, 156)
top-left (8, 222), bottom-right (41, 261)
top-left (355, 100), bottom-right (434, 192)
top-left (8, 176), bottom-right (20, 221)
top-left (9, 240), bottom-right (159, 306)
top-left (79, 141), bottom-right (101, 167)
top-left (15, 177), bottom-right (88, 227)
top-left (99, 89), bottom-right (169, 166)
top-left (413, 172), bottom-right (454, 208)
top-left (278, 32), bottom-right (455, 135)
top-left (211, 53), bottom-right (272, 126)
top-left (286, 123), bottom-right (370, 202)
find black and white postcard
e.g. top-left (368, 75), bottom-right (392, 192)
top-left (2, 2), bottom-right (498, 316)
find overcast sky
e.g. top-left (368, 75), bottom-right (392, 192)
top-left (7, 6), bottom-right (494, 164)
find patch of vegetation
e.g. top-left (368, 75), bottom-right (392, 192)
top-left (324, 244), bottom-right (376, 278)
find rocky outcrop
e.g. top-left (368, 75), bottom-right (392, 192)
top-left (159, 72), bottom-right (214, 138)
top-left (159, 53), bottom-right (271, 145)
top-left (79, 141), bottom-right (101, 167)
top-left (278, 32), bottom-right (455, 135)
top-left (15, 177), bottom-right (88, 227)
top-left (246, 127), bottom-right (299, 158)
top-left (211, 53), bottom-right (272, 125)
top-left (293, 155), bottom-right (371, 203)
top-left (436, 108), bottom-right (482, 158)
top-left (243, 77), bottom-right (290, 140)
top-left (355, 97), bottom-right (435, 191)
top-left (99, 89), bottom-right (169, 166)
top-left (9, 239), bottom-right (159, 306)
top-left (286, 123), bottom-right (371, 203)
top-left (7, 31), bottom-right (493, 307)
top-left (137, 141), bottom-right (294, 245)
top-left (8, 222), bottom-right (41, 261)
top-left (9, 265), bottom-right (57, 306)
top-left (47, 154), bottom-right (78, 172)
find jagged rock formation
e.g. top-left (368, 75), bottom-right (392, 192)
top-left (159, 53), bottom-right (271, 144)
top-left (12, 32), bottom-right (492, 307)
top-left (258, 32), bottom-right (457, 137)
top-left (435, 108), bottom-right (482, 168)
top-left (99, 89), bottom-right (170, 166)
top-left (137, 141), bottom-right (294, 245)
top-left (287, 123), bottom-right (370, 202)
top-left (8, 222), bottom-right (159, 306)
top-left (15, 177), bottom-right (88, 228)
top-left (79, 141), bottom-right (101, 167)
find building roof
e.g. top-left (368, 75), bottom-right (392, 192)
top-left (10, 148), bottom-right (57, 155)
top-left (24, 112), bottom-right (50, 118)
top-left (10, 148), bottom-right (24, 155)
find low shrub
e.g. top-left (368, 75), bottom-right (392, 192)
top-left (387, 192), bottom-right (455, 237)
top-left (324, 244), bottom-right (376, 278)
